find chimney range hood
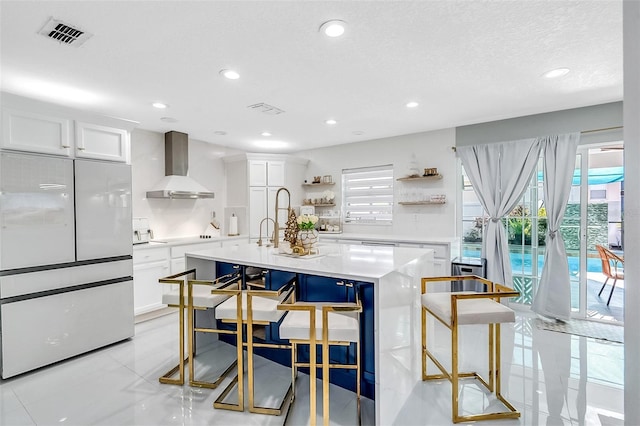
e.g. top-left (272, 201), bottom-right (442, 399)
top-left (146, 131), bottom-right (215, 199)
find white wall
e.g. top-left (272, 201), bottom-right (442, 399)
top-left (623, 0), bottom-right (640, 423)
top-left (130, 129), bottom-right (241, 238)
top-left (294, 128), bottom-right (458, 238)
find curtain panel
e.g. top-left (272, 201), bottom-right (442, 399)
top-left (457, 139), bottom-right (542, 287)
top-left (532, 133), bottom-right (580, 320)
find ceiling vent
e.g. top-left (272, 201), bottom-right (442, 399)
top-left (247, 103), bottom-right (285, 115)
top-left (38, 17), bottom-right (93, 47)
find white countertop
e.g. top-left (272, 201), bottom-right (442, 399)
top-left (185, 242), bottom-right (434, 283)
top-left (133, 234), bottom-right (247, 250)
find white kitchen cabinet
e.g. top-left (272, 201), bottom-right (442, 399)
top-left (249, 159), bottom-right (285, 187)
top-left (224, 153), bottom-right (308, 240)
top-left (75, 121), bottom-right (129, 163)
top-left (133, 246), bottom-right (170, 315)
top-left (1, 108), bottom-right (72, 156)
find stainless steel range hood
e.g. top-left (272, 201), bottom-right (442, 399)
top-left (146, 131), bottom-right (215, 199)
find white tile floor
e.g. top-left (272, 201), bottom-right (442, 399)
top-left (0, 311), bottom-right (624, 425)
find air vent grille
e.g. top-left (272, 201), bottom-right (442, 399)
top-left (38, 18), bottom-right (93, 47)
top-left (247, 103), bottom-right (285, 115)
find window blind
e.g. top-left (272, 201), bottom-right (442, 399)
top-left (342, 165), bottom-right (394, 224)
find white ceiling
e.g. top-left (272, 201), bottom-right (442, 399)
top-left (0, 1), bottom-right (623, 153)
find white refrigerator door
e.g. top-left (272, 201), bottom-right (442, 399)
top-left (75, 160), bottom-right (132, 260)
top-left (0, 152), bottom-right (75, 270)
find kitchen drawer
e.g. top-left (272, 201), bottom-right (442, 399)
top-left (133, 246), bottom-right (169, 264)
top-left (171, 242), bottom-right (220, 259)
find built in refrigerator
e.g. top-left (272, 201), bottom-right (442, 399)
top-left (0, 151), bottom-right (134, 378)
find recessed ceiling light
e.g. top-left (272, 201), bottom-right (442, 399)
top-left (406, 101), bottom-right (419, 108)
top-left (261, 131), bottom-right (272, 137)
top-left (325, 119), bottom-right (337, 125)
top-left (214, 131), bottom-right (227, 136)
top-left (543, 68), bottom-right (570, 78)
top-left (160, 117), bottom-right (178, 123)
top-left (352, 130), bottom-right (364, 135)
top-left (319, 20), bottom-right (346, 37)
top-left (152, 102), bottom-right (168, 109)
top-left (220, 69), bottom-right (240, 80)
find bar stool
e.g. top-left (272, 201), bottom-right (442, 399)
top-left (213, 279), bottom-right (296, 415)
top-left (278, 291), bottom-right (362, 426)
top-left (421, 275), bottom-right (520, 423)
top-left (158, 270), bottom-right (241, 389)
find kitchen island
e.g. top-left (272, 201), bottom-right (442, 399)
top-left (185, 242), bottom-right (435, 425)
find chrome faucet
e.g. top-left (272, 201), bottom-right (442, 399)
top-left (257, 217), bottom-right (276, 247)
top-left (273, 187), bottom-right (291, 249)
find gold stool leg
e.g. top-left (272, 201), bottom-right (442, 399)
top-left (159, 282), bottom-right (187, 385)
top-left (213, 292), bottom-right (244, 411)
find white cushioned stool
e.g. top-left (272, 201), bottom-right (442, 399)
top-left (278, 297), bottom-right (362, 426)
top-left (158, 270), bottom-right (241, 389)
top-left (421, 275), bottom-right (520, 423)
top-left (214, 283), bottom-right (296, 415)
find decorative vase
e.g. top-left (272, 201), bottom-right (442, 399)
top-left (297, 229), bottom-right (319, 252)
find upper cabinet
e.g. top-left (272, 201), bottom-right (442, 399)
top-left (248, 159), bottom-right (285, 187)
top-left (1, 93), bottom-right (138, 163)
top-left (1, 108), bottom-right (72, 156)
top-left (75, 122), bottom-right (128, 162)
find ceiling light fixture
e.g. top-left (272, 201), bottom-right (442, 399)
top-left (261, 132), bottom-right (272, 137)
top-left (160, 117), bottom-right (178, 123)
top-left (543, 68), bottom-right (570, 79)
top-left (220, 69), bottom-right (240, 80)
top-left (406, 101), bottom-right (419, 108)
top-left (319, 20), bottom-right (346, 37)
top-left (152, 102), bottom-right (168, 109)
top-left (325, 119), bottom-right (337, 125)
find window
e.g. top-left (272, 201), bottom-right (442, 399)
top-left (342, 165), bottom-right (394, 224)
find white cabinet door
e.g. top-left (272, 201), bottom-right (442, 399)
top-left (267, 161), bottom-right (285, 186)
top-left (249, 187), bottom-right (268, 238)
top-left (133, 260), bottom-right (169, 315)
top-left (248, 160), bottom-right (267, 186)
top-left (75, 122), bottom-right (129, 163)
top-left (75, 160), bottom-right (132, 261)
top-left (0, 152), bottom-right (76, 270)
top-left (1, 108), bottom-right (72, 156)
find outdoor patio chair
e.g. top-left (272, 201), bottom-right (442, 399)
top-left (595, 244), bottom-right (624, 306)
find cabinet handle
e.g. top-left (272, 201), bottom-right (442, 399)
top-left (61, 144), bottom-right (70, 148)
top-left (232, 265), bottom-right (240, 269)
top-left (336, 281), bottom-right (344, 286)
top-left (77, 146), bottom-right (86, 151)
top-left (345, 282), bottom-right (354, 288)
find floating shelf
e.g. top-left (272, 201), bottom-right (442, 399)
top-left (398, 201), bottom-right (446, 205)
top-left (303, 203), bottom-right (335, 207)
top-left (318, 230), bottom-right (343, 234)
top-left (302, 182), bottom-right (336, 186)
top-left (396, 174), bottom-right (443, 181)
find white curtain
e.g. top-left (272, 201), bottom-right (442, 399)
top-left (458, 139), bottom-right (543, 287)
top-left (532, 133), bottom-right (580, 320)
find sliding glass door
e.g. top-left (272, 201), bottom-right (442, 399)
top-left (572, 144), bottom-right (624, 323)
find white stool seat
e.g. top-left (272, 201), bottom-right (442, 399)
top-left (216, 290), bottom-right (287, 323)
top-left (163, 285), bottom-right (228, 308)
top-left (421, 292), bottom-right (515, 325)
top-left (279, 304), bottom-right (360, 342)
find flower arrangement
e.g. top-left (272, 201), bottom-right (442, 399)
top-left (322, 190), bottom-right (335, 203)
top-left (296, 214), bottom-right (318, 230)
